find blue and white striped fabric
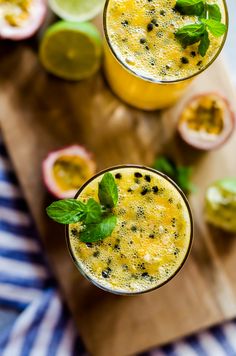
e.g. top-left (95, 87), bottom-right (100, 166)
top-left (1, 134), bottom-right (236, 356)
top-left (0, 136), bottom-right (86, 356)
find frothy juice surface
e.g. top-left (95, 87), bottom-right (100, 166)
top-left (106, 0), bottom-right (226, 82)
top-left (68, 167), bottom-right (192, 294)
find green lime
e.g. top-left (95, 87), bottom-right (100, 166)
top-left (48, 0), bottom-right (105, 22)
top-left (39, 21), bottom-right (102, 81)
top-left (205, 178), bottom-right (236, 233)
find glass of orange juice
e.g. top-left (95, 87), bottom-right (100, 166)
top-left (103, 0), bottom-right (228, 110)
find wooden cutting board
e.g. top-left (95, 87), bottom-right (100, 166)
top-left (1, 36), bottom-right (236, 356)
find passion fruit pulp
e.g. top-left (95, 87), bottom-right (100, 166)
top-left (42, 145), bottom-right (96, 199)
top-left (178, 93), bottom-right (235, 151)
top-left (0, 0), bottom-right (46, 40)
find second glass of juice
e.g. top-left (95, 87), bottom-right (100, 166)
top-left (103, 0), bottom-right (228, 110)
top-left (67, 165), bottom-right (193, 295)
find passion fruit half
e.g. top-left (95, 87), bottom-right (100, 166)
top-left (0, 0), bottom-right (46, 40)
top-left (42, 145), bottom-right (96, 199)
top-left (178, 93), bottom-right (235, 151)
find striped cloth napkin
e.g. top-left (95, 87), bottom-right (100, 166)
top-left (0, 134), bottom-right (236, 356)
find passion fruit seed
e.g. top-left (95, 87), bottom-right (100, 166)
top-left (181, 57), bottom-right (189, 64)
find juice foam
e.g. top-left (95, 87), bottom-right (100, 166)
top-left (106, 0), bottom-right (226, 81)
top-left (69, 167), bottom-right (192, 293)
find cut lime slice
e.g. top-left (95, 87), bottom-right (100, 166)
top-left (39, 21), bottom-right (102, 81)
top-left (48, 0), bottom-right (105, 22)
top-left (205, 178), bottom-right (236, 233)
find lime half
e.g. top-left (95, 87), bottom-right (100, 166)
top-left (205, 178), bottom-right (236, 233)
top-left (49, 0), bottom-right (105, 22)
top-left (39, 21), bottom-right (102, 81)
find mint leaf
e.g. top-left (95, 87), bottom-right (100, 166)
top-left (175, 23), bottom-right (205, 47)
top-left (175, 0), bottom-right (205, 16)
top-left (153, 157), bottom-right (176, 178)
top-left (98, 172), bottom-right (118, 208)
top-left (79, 215), bottom-right (117, 242)
top-left (207, 4), bottom-right (221, 21)
top-left (46, 198), bottom-right (102, 224)
top-left (46, 199), bottom-right (87, 224)
top-left (84, 198), bottom-right (102, 224)
top-left (198, 30), bottom-right (210, 56)
top-left (176, 167), bottom-right (197, 194)
top-left (153, 157), bottom-right (196, 195)
top-left (201, 18), bottom-right (226, 37)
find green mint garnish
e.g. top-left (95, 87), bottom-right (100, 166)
top-left (153, 156), bottom-right (196, 195)
top-left (79, 215), bottom-right (117, 243)
top-left (175, 23), bottom-right (205, 48)
top-left (174, 0), bottom-right (227, 56)
top-left (153, 157), bottom-right (176, 178)
top-left (201, 18), bottom-right (226, 37)
top-left (198, 30), bottom-right (210, 56)
top-left (207, 4), bottom-right (221, 21)
top-left (175, 0), bottom-right (205, 16)
top-left (98, 172), bottom-right (118, 208)
top-left (46, 198), bottom-right (102, 224)
top-left (46, 172), bottom-right (119, 242)
top-left (84, 198), bottom-right (102, 224)
top-left (46, 199), bottom-right (95, 224)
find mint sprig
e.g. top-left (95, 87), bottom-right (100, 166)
top-left (46, 172), bottom-right (119, 242)
top-left (174, 0), bottom-right (227, 57)
top-left (153, 156), bottom-right (196, 195)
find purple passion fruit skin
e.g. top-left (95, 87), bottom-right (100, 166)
top-left (178, 93), bottom-right (235, 151)
top-left (42, 145), bottom-right (96, 199)
top-left (0, 0), bottom-right (46, 40)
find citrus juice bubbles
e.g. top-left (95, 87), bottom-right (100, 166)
top-left (67, 166), bottom-right (193, 295)
top-left (103, 0), bottom-right (227, 110)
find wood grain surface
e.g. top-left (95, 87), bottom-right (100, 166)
top-left (0, 38), bottom-right (236, 356)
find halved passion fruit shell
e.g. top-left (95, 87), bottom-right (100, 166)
top-left (0, 0), bottom-right (46, 40)
top-left (42, 145), bottom-right (96, 199)
top-left (178, 93), bottom-right (235, 150)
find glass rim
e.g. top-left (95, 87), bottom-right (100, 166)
top-left (103, 0), bottom-right (228, 84)
top-left (65, 164), bottom-right (194, 296)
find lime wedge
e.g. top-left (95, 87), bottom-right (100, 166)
top-left (39, 21), bottom-right (102, 81)
top-left (48, 0), bottom-right (105, 22)
top-left (205, 178), bottom-right (236, 233)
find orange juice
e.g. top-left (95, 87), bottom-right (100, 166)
top-left (67, 166), bottom-right (193, 295)
top-left (103, 0), bottom-right (227, 110)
